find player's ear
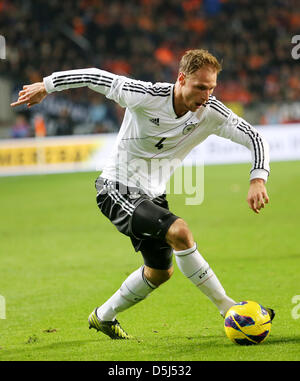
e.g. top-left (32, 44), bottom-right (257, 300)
top-left (178, 72), bottom-right (186, 86)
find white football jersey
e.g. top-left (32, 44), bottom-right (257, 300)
top-left (44, 68), bottom-right (270, 198)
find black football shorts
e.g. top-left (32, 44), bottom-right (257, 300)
top-left (95, 176), bottom-right (179, 270)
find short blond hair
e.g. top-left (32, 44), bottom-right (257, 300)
top-left (179, 49), bottom-right (222, 75)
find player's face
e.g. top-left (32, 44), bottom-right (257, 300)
top-left (179, 67), bottom-right (217, 112)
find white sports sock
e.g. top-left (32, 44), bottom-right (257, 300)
top-left (97, 266), bottom-right (156, 321)
top-left (174, 243), bottom-right (235, 316)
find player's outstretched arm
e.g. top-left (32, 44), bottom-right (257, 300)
top-left (247, 178), bottom-right (269, 214)
top-left (10, 82), bottom-right (48, 108)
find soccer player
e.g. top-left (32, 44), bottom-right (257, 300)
top-left (11, 49), bottom-right (274, 339)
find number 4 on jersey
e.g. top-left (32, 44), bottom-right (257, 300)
top-left (155, 137), bottom-right (166, 150)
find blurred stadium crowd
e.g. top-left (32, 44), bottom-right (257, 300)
top-left (1, 0), bottom-right (300, 138)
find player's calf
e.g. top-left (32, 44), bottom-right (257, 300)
top-left (173, 243), bottom-right (236, 317)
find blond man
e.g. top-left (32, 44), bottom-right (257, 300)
top-left (11, 49), bottom-right (274, 339)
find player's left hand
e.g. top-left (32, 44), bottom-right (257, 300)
top-left (247, 178), bottom-right (269, 214)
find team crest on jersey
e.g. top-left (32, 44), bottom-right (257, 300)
top-left (230, 116), bottom-right (239, 126)
top-left (149, 118), bottom-right (160, 126)
top-left (182, 123), bottom-right (196, 135)
top-left (128, 191), bottom-right (141, 200)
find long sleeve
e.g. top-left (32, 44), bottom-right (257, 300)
top-left (43, 67), bottom-right (150, 109)
top-left (206, 97), bottom-right (270, 182)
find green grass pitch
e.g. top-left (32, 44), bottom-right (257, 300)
top-left (0, 161), bottom-right (299, 361)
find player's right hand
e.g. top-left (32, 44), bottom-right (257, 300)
top-left (10, 82), bottom-right (48, 108)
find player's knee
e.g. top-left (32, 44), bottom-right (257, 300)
top-left (165, 218), bottom-right (194, 251)
top-left (144, 266), bottom-right (174, 286)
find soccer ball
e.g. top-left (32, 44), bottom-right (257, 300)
top-left (224, 301), bottom-right (272, 345)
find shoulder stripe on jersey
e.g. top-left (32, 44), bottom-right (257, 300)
top-left (53, 76), bottom-right (113, 85)
top-left (205, 100), bottom-right (230, 118)
top-left (53, 78), bottom-right (112, 87)
top-left (206, 96), bottom-right (230, 110)
top-left (237, 121), bottom-right (266, 170)
top-left (53, 74), bottom-right (113, 88)
top-left (122, 88), bottom-right (171, 97)
top-left (122, 87), bottom-right (146, 95)
top-left (210, 99), bottom-right (231, 116)
top-left (123, 82), bottom-right (171, 97)
top-left (123, 85), bottom-right (171, 96)
top-left (208, 104), bottom-right (229, 118)
top-left (124, 82), bottom-right (171, 93)
top-left (237, 125), bottom-right (259, 169)
top-left (206, 96), bottom-right (266, 171)
top-left (240, 121), bottom-right (265, 169)
top-left (241, 122), bottom-right (262, 167)
top-left (53, 73), bottom-right (114, 82)
top-left (53, 79), bottom-right (112, 88)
